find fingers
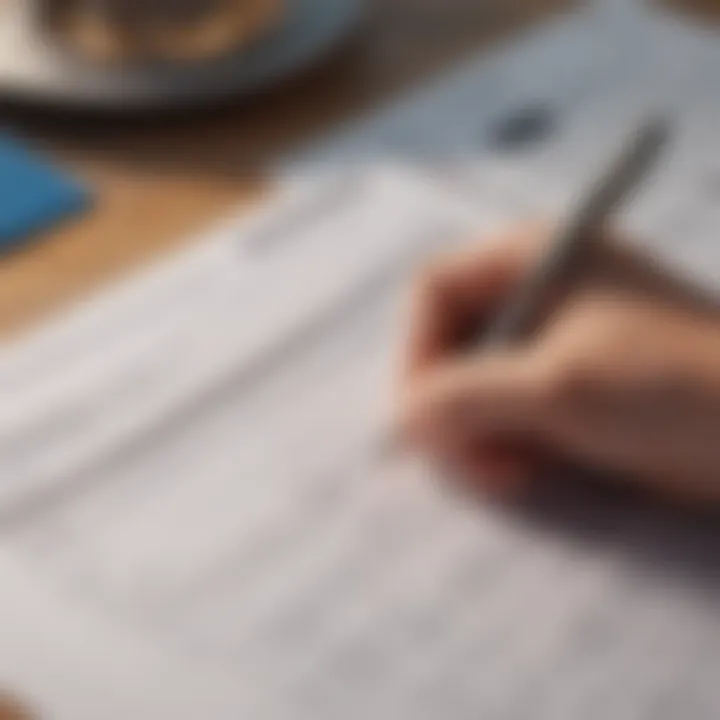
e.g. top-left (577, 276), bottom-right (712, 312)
top-left (397, 347), bottom-right (555, 491)
top-left (397, 221), bottom-right (573, 494)
top-left (397, 347), bottom-right (566, 496)
top-left (403, 223), bottom-right (548, 379)
top-left (449, 441), bottom-right (536, 497)
top-left (399, 349), bottom-right (554, 445)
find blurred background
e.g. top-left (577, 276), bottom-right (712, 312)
top-left (0, 0), bottom-right (578, 338)
top-left (0, 0), bottom-right (717, 342)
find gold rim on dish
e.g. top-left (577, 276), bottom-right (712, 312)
top-left (40, 0), bottom-right (286, 65)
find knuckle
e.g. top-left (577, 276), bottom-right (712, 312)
top-left (545, 355), bottom-right (600, 411)
top-left (412, 253), bottom-right (454, 301)
top-left (412, 256), bottom-right (443, 294)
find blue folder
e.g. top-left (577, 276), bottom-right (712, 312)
top-left (0, 133), bottom-right (91, 252)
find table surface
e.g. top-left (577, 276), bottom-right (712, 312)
top-left (0, 0), bottom-right (717, 717)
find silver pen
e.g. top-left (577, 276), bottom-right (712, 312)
top-left (482, 115), bottom-right (671, 347)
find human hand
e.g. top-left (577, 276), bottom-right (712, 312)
top-left (397, 223), bottom-right (720, 503)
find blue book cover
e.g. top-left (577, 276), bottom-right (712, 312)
top-left (0, 133), bottom-right (91, 252)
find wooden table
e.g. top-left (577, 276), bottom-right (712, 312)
top-left (0, 0), bottom-right (568, 338)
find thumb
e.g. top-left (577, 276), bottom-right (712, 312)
top-left (399, 349), bottom-right (553, 445)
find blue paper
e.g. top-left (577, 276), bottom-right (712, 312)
top-left (0, 134), bottom-right (91, 252)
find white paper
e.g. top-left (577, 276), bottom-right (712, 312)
top-left (1, 7), bottom-right (720, 719)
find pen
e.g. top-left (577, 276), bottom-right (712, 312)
top-left (482, 114), bottom-right (671, 347)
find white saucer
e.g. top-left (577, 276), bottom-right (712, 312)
top-left (0, 0), bottom-right (365, 111)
